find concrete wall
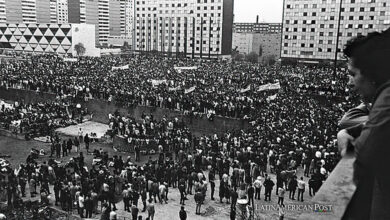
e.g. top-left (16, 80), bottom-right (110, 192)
top-left (0, 87), bottom-right (250, 136)
top-left (71, 23), bottom-right (100, 57)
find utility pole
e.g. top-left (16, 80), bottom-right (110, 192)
top-left (334, 0), bottom-right (343, 79)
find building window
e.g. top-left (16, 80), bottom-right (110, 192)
top-left (301, 43), bottom-right (305, 47)
top-left (327, 48), bottom-right (332, 52)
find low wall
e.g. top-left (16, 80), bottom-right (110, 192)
top-left (0, 87), bottom-right (249, 135)
top-left (299, 154), bottom-right (356, 220)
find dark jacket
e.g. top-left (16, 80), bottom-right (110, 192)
top-left (346, 81), bottom-right (390, 219)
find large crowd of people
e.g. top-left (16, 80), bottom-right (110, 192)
top-left (0, 54), bottom-right (355, 120)
top-left (0, 54), bottom-right (361, 219)
top-left (0, 99), bottom-right (88, 139)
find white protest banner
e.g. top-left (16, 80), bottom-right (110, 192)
top-left (112, 64), bottom-right (129, 71)
top-left (257, 82), bottom-right (281, 92)
top-left (266, 94), bottom-right (278, 101)
top-left (240, 85), bottom-right (251, 93)
top-left (150, 80), bottom-right (167, 87)
top-left (184, 86), bottom-right (196, 94)
top-left (63, 58), bottom-right (78, 62)
top-left (174, 66), bottom-right (198, 73)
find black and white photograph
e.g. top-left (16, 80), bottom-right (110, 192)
top-left (0, 0), bottom-right (389, 219)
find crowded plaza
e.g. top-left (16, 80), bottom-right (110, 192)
top-left (0, 50), bottom-right (362, 220)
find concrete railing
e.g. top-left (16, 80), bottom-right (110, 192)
top-left (299, 154), bottom-right (356, 220)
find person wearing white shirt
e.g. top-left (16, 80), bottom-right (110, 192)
top-left (78, 193), bottom-right (85, 218)
top-left (253, 176), bottom-right (262, 200)
top-left (297, 177), bottom-right (306, 202)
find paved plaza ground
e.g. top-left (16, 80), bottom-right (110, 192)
top-left (0, 135), bottom-right (332, 220)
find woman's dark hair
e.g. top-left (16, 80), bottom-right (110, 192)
top-left (343, 28), bottom-right (390, 85)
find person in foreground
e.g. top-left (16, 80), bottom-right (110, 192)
top-left (338, 28), bottom-right (390, 219)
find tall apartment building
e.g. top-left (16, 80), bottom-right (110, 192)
top-left (0, 0), bottom-right (6, 23)
top-left (0, 0), bottom-right (67, 24)
top-left (282, 0), bottom-right (390, 61)
top-left (56, 0), bottom-right (68, 24)
top-left (233, 23), bottom-right (282, 33)
top-left (67, 0), bottom-right (132, 46)
top-left (133, 0), bottom-right (234, 58)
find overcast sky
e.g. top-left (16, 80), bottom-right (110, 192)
top-left (234, 0), bottom-right (284, 23)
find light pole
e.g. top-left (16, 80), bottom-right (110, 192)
top-left (334, 0), bottom-right (343, 79)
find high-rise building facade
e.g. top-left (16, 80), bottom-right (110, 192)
top-left (56, 0), bottom-right (68, 24)
top-left (133, 0), bottom-right (234, 58)
top-left (67, 0), bottom-right (132, 46)
top-left (0, 0), bottom-right (6, 23)
top-left (233, 23), bottom-right (282, 33)
top-left (1, 0), bottom-right (62, 24)
top-left (282, 0), bottom-right (390, 61)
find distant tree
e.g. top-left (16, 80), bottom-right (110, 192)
top-left (121, 42), bottom-right (130, 53)
top-left (74, 43), bottom-right (86, 56)
top-left (263, 54), bottom-right (276, 65)
top-left (246, 52), bottom-right (259, 63)
top-left (232, 46), bottom-right (244, 62)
